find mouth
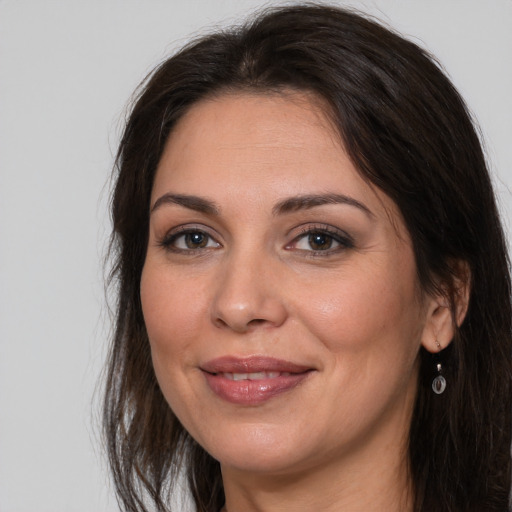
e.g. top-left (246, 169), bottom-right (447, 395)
top-left (219, 371), bottom-right (293, 381)
top-left (200, 356), bottom-right (314, 405)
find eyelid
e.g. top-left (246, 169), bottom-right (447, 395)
top-left (286, 223), bottom-right (355, 253)
top-left (157, 224), bottom-right (222, 252)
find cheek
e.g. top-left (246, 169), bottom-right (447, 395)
top-left (140, 264), bottom-right (208, 362)
top-left (140, 264), bottom-right (210, 422)
top-left (295, 260), bottom-right (423, 434)
top-left (298, 256), bottom-right (423, 360)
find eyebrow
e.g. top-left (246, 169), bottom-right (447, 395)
top-left (151, 193), bottom-right (220, 215)
top-left (272, 193), bottom-right (374, 217)
top-left (150, 192), bottom-right (373, 218)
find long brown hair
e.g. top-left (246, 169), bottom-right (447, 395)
top-left (104, 5), bottom-right (512, 511)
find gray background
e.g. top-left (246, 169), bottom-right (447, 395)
top-left (1, 1), bottom-right (511, 510)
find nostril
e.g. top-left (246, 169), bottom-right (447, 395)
top-left (211, 293), bottom-right (288, 332)
top-left (214, 317), bottom-right (229, 328)
top-left (213, 316), bottom-right (268, 332)
top-left (247, 319), bottom-right (266, 327)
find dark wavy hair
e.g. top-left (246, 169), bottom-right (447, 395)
top-left (104, 4), bottom-right (512, 511)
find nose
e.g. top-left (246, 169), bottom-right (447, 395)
top-left (210, 251), bottom-right (288, 333)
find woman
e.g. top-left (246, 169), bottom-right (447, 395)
top-left (104, 5), bottom-right (512, 511)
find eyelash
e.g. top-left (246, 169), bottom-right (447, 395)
top-left (288, 224), bottom-right (354, 256)
top-left (158, 224), bottom-right (354, 256)
top-left (158, 227), bottom-right (221, 256)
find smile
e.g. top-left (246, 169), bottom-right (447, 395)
top-left (220, 371), bottom-right (290, 381)
top-left (201, 356), bottom-right (314, 405)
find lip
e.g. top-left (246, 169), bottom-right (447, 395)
top-left (201, 356), bottom-right (314, 405)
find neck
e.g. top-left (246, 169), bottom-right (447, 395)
top-left (221, 433), bottom-right (414, 512)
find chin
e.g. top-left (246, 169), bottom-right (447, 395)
top-left (193, 420), bottom-right (322, 475)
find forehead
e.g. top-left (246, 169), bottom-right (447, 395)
top-left (156, 93), bottom-right (350, 187)
top-left (163, 91), bottom-right (338, 159)
top-left (152, 91), bottom-right (399, 227)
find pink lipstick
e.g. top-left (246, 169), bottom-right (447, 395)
top-left (201, 356), bottom-right (313, 405)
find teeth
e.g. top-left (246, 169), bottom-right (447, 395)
top-left (221, 371), bottom-right (289, 381)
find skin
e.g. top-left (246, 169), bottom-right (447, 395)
top-left (140, 92), bottom-right (455, 511)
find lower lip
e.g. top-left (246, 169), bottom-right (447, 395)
top-left (203, 372), bottom-right (311, 405)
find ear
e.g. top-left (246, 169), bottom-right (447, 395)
top-left (420, 262), bottom-right (471, 353)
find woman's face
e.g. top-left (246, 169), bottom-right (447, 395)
top-left (141, 92), bottom-right (434, 476)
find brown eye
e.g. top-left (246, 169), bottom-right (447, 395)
top-left (161, 229), bottom-right (220, 252)
top-left (289, 226), bottom-right (354, 255)
top-left (184, 232), bottom-right (209, 249)
top-left (308, 233), bottom-right (333, 250)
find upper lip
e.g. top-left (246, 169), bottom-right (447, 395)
top-left (201, 356), bottom-right (313, 374)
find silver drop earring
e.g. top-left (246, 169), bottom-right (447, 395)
top-left (432, 362), bottom-right (446, 394)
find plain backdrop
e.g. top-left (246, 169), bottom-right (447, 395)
top-left (0, 1), bottom-right (511, 511)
